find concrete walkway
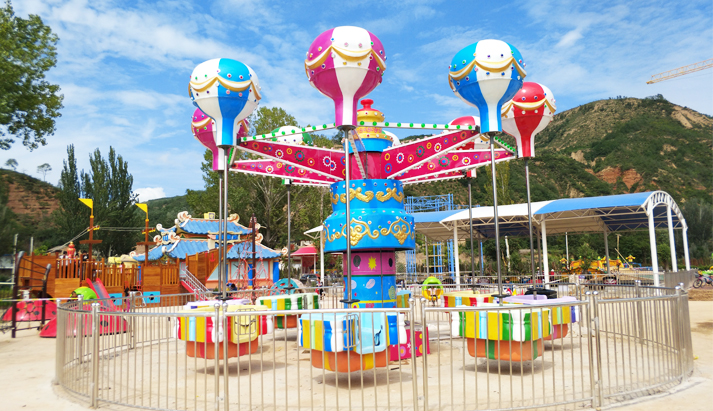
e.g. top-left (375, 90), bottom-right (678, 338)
top-left (1, 300), bottom-right (711, 410)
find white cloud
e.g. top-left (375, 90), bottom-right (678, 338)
top-left (134, 187), bottom-right (167, 202)
top-left (6, 0), bottom-right (711, 199)
top-left (556, 29), bottom-right (583, 48)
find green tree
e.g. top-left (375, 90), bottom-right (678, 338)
top-left (0, 1), bottom-right (63, 150)
top-left (54, 145), bottom-right (89, 244)
top-left (82, 147), bottom-right (141, 257)
top-left (54, 145), bottom-right (141, 257)
top-left (4, 158), bottom-right (16, 170)
top-left (37, 162), bottom-right (50, 181)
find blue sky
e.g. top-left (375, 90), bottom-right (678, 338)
top-left (6, 0), bottom-right (712, 200)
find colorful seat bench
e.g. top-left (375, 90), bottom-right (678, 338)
top-left (299, 311), bottom-right (406, 372)
top-left (175, 304), bottom-right (268, 359)
top-left (256, 292), bottom-right (320, 329)
top-left (450, 303), bottom-right (552, 361)
top-left (444, 291), bottom-right (496, 308)
top-left (503, 295), bottom-right (579, 340)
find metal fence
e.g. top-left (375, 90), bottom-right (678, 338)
top-left (55, 283), bottom-right (693, 411)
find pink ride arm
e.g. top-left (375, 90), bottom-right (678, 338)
top-left (236, 140), bottom-right (345, 181)
top-left (233, 160), bottom-right (336, 186)
top-left (397, 149), bottom-right (514, 183)
top-left (381, 129), bottom-right (479, 178)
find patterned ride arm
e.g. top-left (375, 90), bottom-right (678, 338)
top-left (397, 149), bottom-right (514, 184)
top-left (236, 140), bottom-right (345, 181)
top-left (380, 129), bottom-right (479, 179)
top-left (233, 160), bottom-right (336, 186)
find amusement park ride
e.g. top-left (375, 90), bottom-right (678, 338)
top-left (177, 26), bottom-right (568, 367)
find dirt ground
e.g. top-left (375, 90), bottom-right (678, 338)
top-left (1, 301), bottom-right (712, 410)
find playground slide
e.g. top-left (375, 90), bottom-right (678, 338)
top-left (85, 278), bottom-right (119, 311)
top-left (41, 278), bottom-right (128, 338)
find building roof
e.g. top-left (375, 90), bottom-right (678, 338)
top-left (177, 219), bottom-right (250, 235)
top-left (414, 191), bottom-right (686, 240)
top-left (226, 242), bottom-right (282, 259)
top-left (133, 239), bottom-right (213, 261)
top-left (292, 245), bottom-right (318, 256)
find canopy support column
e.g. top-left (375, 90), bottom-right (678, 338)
top-left (320, 230), bottom-right (325, 284)
top-left (667, 204), bottom-right (678, 272)
top-left (604, 230), bottom-right (610, 275)
top-left (682, 225), bottom-right (691, 271)
top-left (648, 210), bottom-right (660, 286)
top-left (453, 225), bottom-right (460, 289)
top-left (542, 220), bottom-right (549, 285)
top-left (536, 228), bottom-right (542, 281)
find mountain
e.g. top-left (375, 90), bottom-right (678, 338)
top-left (2, 96), bottom-right (710, 261)
top-left (0, 169), bottom-right (59, 254)
top-left (404, 96), bottom-right (713, 207)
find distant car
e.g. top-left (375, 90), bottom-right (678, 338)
top-left (299, 274), bottom-right (318, 284)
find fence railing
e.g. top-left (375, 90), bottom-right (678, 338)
top-left (54, 283), bottom-right (694, 411)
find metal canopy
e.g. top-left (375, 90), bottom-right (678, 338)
top-left (414, 191), bottom-right (686, 240)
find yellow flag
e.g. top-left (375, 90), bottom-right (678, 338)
top-left (136, 203), bottom-right (148, 216)
top-left (79, 198), bottom-right (93, 209)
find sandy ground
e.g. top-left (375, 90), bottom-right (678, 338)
top-left (1, 299), bottom-right (711, 411)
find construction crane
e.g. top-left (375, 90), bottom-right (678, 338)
top-left (647, 59), bottom-right (713, 84)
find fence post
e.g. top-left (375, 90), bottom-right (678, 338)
top-left (420, 297), bottom-right (429, 411)
top-left (592, 291), bottom-right (603, 409)
top-left (129, 291), bottom-right (137, 349)
top-left (10, 251), bottom-right (24, 339)
top-left (54, 298), bottom-right (64, 386)
top-left (77, 294), bottom-right (85, 363)
top-left (584, 292), bottom-right (597, 409)
top-left (90, 302), bottom-right (100, 408)
top-left (214, 303), bottom-right (221, 411)
top-left (634, 280), bottom-right (645, 344)
top-left (222, 302), bottom-right (230, 411)
top-left (408, 297), bottom-right (418, 408)
top-left (675, 285), bottom-right (685, 381)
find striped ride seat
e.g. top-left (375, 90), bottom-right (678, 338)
top-left (444, 291), bottom-right (496, 308)
top-left (175, 304), bottom-right (263, 359)
top-left (256, 293), bottom-right (320, 329)
top-left (299, 312), bottom-right (406, 372)
top-left (450, 303), bottom-right (552, 361)
top-left (503, 295), bottom-right (579, 339)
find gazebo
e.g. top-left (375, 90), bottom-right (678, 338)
top-left (412, 191), bottom-right (689, 286)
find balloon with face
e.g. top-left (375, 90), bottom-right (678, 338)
top-left (305, 26), bottom-right (386, 128)
top-left (501, 82), bottom-right (556, 158)
top-left (191, 108), bottom-right (250, 171)
top-left (189, 58), bottom-right (261, 147)
top-left (449, 40), bottom-right (526, 133)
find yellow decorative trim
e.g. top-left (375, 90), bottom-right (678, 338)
top-left (330, 187), bottom-right (390, 204)
top-left (305, 45), bottom-right (386, 72)
top-left (376, 188), bottom-right (404, 203)
top-left (449, 57), bottom-right (526, 81)
top-left (326, 217), bottom-right (414, 246)
top-left (350, 188), bottom-right (373, 202)
top-left (189, 76), bottom-right (262, 101)
top-left (501, 99), bottom-right (556, 117)
top-left (350, 220), bottom-right (380, 246)
top-left (379, 217), bottom-right (412, 245)
top-left (191, 117), bottom-right (212, 129)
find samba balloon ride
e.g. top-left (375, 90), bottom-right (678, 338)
top-left (189, 58), bottom-right (261, 299)
top-left (502, 82), bottom-right (557, 283)
top-left (189, 27), bottom-right (556, 370)
top-left (448, 39), bottom-right (527, 297)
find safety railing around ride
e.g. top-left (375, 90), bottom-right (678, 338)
top-left (54, 283), bottom-right (693, 411)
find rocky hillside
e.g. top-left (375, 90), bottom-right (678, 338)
top-left (406, 96), bottom-right (712, 207)
top-left (0, 169), bottom-right (59, 218)
top-left (0, 170), bottom-right (59, 254)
